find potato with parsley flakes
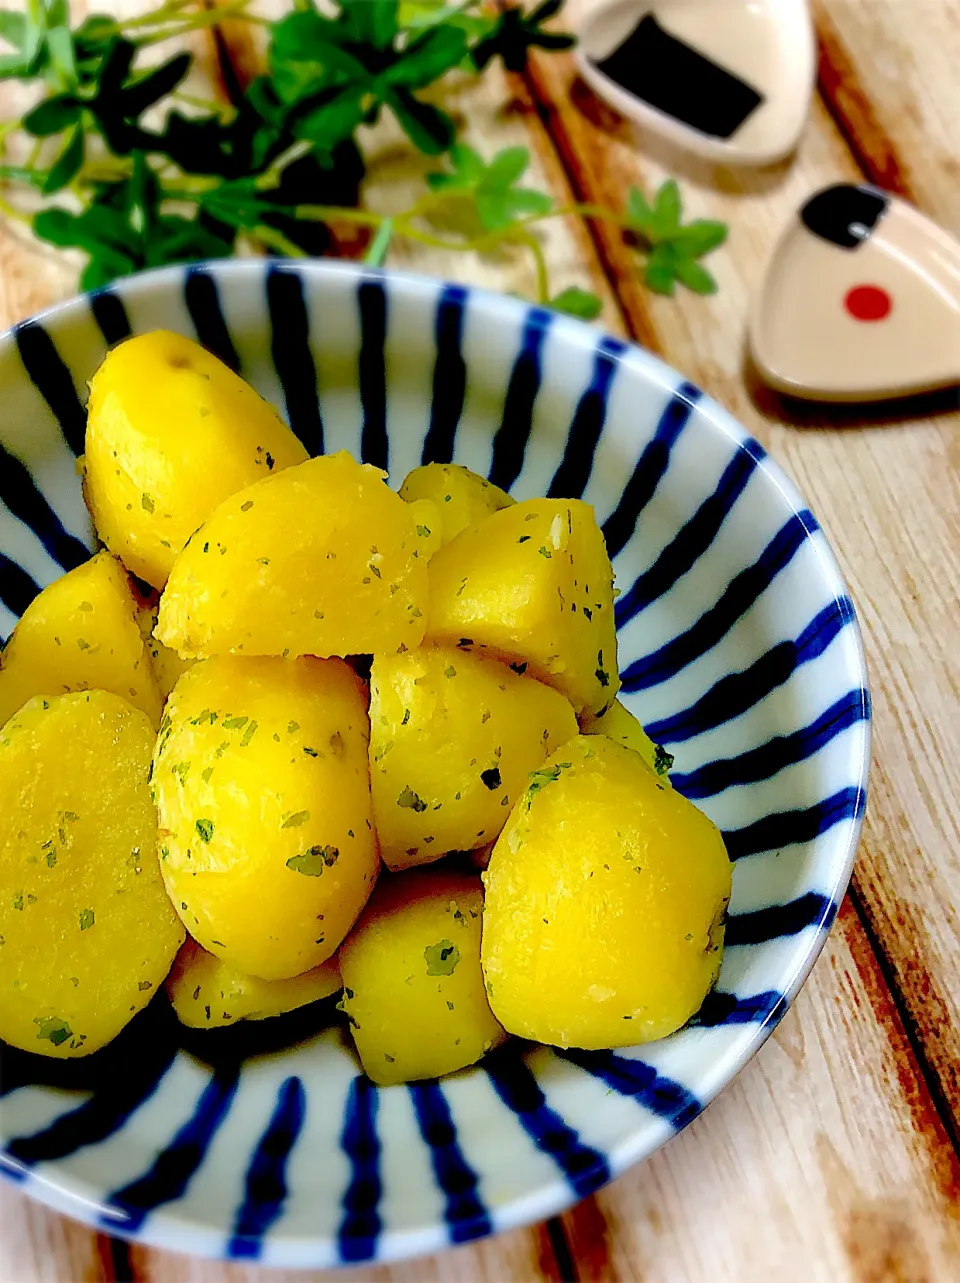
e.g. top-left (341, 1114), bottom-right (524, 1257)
top-left (166, 938), bottom-right (341, 1029)
top-left (0, 691), bottom-right (184, 1058)
top-left (399, 463), bottom-right (514, 546)
top-left (339, 869), bottom-right (506, 1085)
top-left (156, 452), bottom-right (428, 660)
top-left (369, 645), bottom-right (577, 869)
top-left (154, 654), bottom-right (378, 981)
top-left (85, 331), bottom-right (309, 590)
top-left (426, 498), bottom-right (620, 716)
top-left (481, 736), bottom-right (731, 1050)
top-left (580, 699), bottom-right (673, 785)
top-left (0, 552), bottom-right (162, 730)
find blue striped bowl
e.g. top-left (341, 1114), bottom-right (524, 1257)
top-left (0, 260), bottom-right (870, 1267)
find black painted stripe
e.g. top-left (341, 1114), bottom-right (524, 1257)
top-left (422, 284), bottom-right (467, 465)
top-left (14, 322), bottom-right (86, 456)
top-left (101, 1066), bottom-right (241, 1233)
top-left (620, 509), bottom-right (819, 693)
top-left (4, 1039), bottom-right (178, 1166)
top-left (488, 308), bottom-right (553, 492)
top-left (0, 442), bottom-right (91, 572)
top-left (615, 437), bottom-right (766, 627)
top-left (358, 278), bottom-right (389, 471)
top-left (645, 597), bottom-right (856, 746)
top-left (721, 785), bottom-right (867, 862)
top-left (547, 335), bottom-right (627, 500)
top-left (185, 268), bottom-right (240, 372)
top-left (89, 290), bottom-right (132, 347)
top-left (409, 1080), bottom-right (492, 1244)
top-left (673, 688), bottom-right (870, 800)
top-left (0, 554), bottom-right (41, 619)
top-left (725, 891), bottom-right (837, 946)
top-left (692, 989), bottom-right (787, 1028)
top-left (485, 1049), bottom-right (609, 1198)
top-left (601, 381), bottom-right (700, 559)
top-left (266, 266), bottom-right (323, 456)
top-left (229, 1076), bottom-right (307, 1259)
top-left (559, 1049), bottom-right (701, 1130)
top-left (337, 1076), bottom-right (381, 1263)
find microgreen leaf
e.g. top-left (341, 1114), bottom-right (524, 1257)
top-left (42, 121), bottom-right (83, 193)
top-left (549, 286), bottom-right (602, 319)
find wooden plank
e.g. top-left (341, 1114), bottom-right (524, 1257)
top-left (0, 1182), bottom-right (112, 1283)
top-left (559, 900), bottom-right (960, 1282)
top-left (521, 7), bottom-right (960, 1143)
top-left (814, 0), bottom-right (960, 229)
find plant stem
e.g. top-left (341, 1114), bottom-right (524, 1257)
top-left (364, 218), bottom-right (394, 266)
top-left (253, 224), bottom-right (308, 258)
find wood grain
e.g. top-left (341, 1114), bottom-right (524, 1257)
top-left (1, 1), bottom-right (960, 1280)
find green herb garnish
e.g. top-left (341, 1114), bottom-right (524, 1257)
top-left (424, 940), bottom-right (460, 976)
top-left (0, 3), bottom-right (724, 307)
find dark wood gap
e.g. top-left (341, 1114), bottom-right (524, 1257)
top-left (813, 5), bottom-right (917, 202)
top-left (96, 1234), bottom-right (137, 1283)
top-left (848, 882), bottom-right (960, 1161)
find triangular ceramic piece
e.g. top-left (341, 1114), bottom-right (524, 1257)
top-left (750, 184), bottom-right (960, 402)
top-left (575, 0), bottom-right (815, 166)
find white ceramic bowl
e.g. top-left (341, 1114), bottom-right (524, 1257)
top-left (0, 260), bottom-right (870, 1268)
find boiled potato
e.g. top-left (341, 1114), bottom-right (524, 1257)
top-left (166, 937), bottom-right (341, 1029)
top-left (580, 699), bottom-right (673, 786)
top-left (426, 498), bottom-right (620, 716)
top-left (0, 691), bottom-right (184, 1058)
top-left (339, 869), bottom-right (506, 1085)
top-left (399, 463), bottom-right (514, 545)
top-left (153, 654), bottom-right (378, 980)
top-left (156, 453), bottom-right (428, 660)
top-left (369, 645), bottom-right (577, 869)
top-left (405, 498), bottom-right (443, 562)
top-left (138, 602), bottom-right (197, 703)
top-left (0, 552), bottom-right (162, 729)
top-left (85, 331), bottom-right (309, 589)
top-left (482, 735), bottom-right (731, 1049)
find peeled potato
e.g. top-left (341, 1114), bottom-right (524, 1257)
top-left (339, 869), bottom-right (507, 1085)
top-left (405, 497), bottom-right (443, 562)
top-left (426, 498), bottom-right (620, 715)
top-left (369, 645), bottom-right (577, 869)
top-left (156, 452), bottom-right (428, 660)
top-left (166, 937), bottom-right (341, 1029)
top-left (0, 552), bottom-right (162, 729)
top-left (399, 463), bottom-right (514, 545)
top-left (481, 735), bottom-right (731, 1049)
top-left (153, 654), bottom-right (379, 980)
top-left (580, 699), bottom-right (673, 786)
top-left (0, 691), bottom-right (184, 1058)
top-left (85, 331), bottom-right (309, 589)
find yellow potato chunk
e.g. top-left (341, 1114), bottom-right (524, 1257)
top-left (138, 602), bottom-right (197, 703)
top-left (405, 498), bottom-right (443, 562)
top-left (0, 552), bottom-right (162, 729)
top-left (166, 937), bottom-right (341, 1029)
top-left (339, 869), bottom-right (506, 1085)
top-left (85, 331), bottom-right (309, 589)
top-left (156, 453), bottom-right (428, 660)
top-left (0, 691), bottom-right (184, 1058)
top-left (153, 655), bottom-right (379, 980)
top-left (482, 735), bottom-right (731, 1049)
top-left (369, 645), bottom-right (577, 869)
top-left (426, 498), bottom-right (620, 715)
top-left (399, 463), bottom-right (514, 546)
top-left (580, 699), bottom-right (673, 787)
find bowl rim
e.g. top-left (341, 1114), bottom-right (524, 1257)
top-left (0, 258), bottom-right (872, 1268)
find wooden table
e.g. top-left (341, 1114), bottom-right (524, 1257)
top-left (2, 2), bottom-right (960, 1279)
